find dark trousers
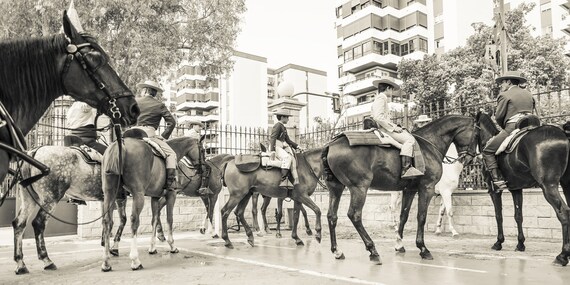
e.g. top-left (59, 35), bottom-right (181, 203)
top-left (482, 122), bottom-right (517, 170)
top-left (82, 137), bottom-right (107, 155)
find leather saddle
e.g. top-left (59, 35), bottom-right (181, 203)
top-left (63, 135), bottom-right (101, 164)
top-left (496, 115), bottom-right (542, 155)
top-left (235, 152), bottom-right (283, 173)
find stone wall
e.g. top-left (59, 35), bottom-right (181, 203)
top-left (77, 188), bottom-right (564, 241)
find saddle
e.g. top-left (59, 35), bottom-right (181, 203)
top-left (333, 129), bottom-right (393, 147)
top-left (234, 153), bottom-right (284, 173)
top-left (63, 135), bottom-right (101, 164)
top-left (496, 115), bottom-right (541, 155)
top-left (143, 138), bottom-right (167, 158)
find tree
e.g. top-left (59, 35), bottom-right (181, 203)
top-left (398, 54), bottom-right (451, 105)
top-left (0, 0), bottom-right (246, 88)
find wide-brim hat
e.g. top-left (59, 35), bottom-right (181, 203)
top-left (136, 80), bottom-right (164, 92)
top-left (273, 108), bottom-right (292, 117)
top-left (414, 114), bottom-right (432, 123)
top-left (372, 77), bottom-right (400, 91)
top-left (495, 71), bottom-right (527, 85)
top-left (187, 120), bottom-right (204, 127)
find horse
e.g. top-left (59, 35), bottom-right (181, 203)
top-left (475, 112), bottom-right (570, 266)
top-left (152, 153), bottom-right (235, 239)
top-left (388, 143), bottom-right (465, 237)
top-left (250, 192), bottom-right (313, 238)
top-left (12, 144), bottom-right (127, 274)
top-left (0, 10), bottom-right (139, 192)
top-left (100, 135), bottom-right (203, 271)
top-left (323, 115), bottom-right (477, 264)
top-left (220, 148), bottom-right (325, 248)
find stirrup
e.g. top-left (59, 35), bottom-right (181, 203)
top-left (401, 167), bottom-right (423, 179)
top-left (491, 180), bottom-right (508, 193)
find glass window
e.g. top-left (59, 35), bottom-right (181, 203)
top-left (409, 39), bottom-right (415, 52)
top-left (344, 49), bottom-right (354, 62)
top-left (373, 40), bottom-right (383, 53)
top-left (363, 41), bottom-right (372, 55)
top-left (383, 42), bottom-right (389, 55)
top-left (353, 45), bottom-right (363, 59)
top-left (419, 38), bottom-right (428, 52)
top-left (401, 43), bottom-right (409, 56)
top-left (391, 42), bottom-right (400, 56)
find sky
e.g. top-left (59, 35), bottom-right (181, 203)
top-left (235, 0), bottom-right (339, 91)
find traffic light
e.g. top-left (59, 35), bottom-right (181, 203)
top-left (332, 95), bottom-right (341, 114)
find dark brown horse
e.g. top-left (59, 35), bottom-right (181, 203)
top-left (100, 136), bottom-right (202, 271)
top-left (476, 112), bottom-right (570, 266)
top-left (250, 192), bottom-right (313, 238)
top-left (220, 148), bottom-right (325, 248)
top-left (323, 115), bottom-right (477, 264)
top-left (0, 11), bottom-right (139, 193)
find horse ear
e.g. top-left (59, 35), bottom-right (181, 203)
top-left (475, 110), bottom-right (482, 122)
top-left (259, 143), bottom-right (267, 152)
top-left (63, 11), bottom-right (77, 40)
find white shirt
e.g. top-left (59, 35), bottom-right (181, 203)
top-left (66, 102), bottom-right (97, 129)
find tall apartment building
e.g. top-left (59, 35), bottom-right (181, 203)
top-left (335, 0), bottom-right (431, 122)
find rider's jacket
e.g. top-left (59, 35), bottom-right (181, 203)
top-left (495, 86), bottom-right (535, 129)
top-left (269, 121), bottom-right (298, 152)
top-left (136, 96), bottom-right (176, 139)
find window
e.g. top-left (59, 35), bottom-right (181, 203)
top-left (335, 6), bottom-right (342, 18)
top-left (383, 42), bottom-right (389, 55)
top-left (373, 40), bottom-right (383, 53)
top-left (401, 43), bottom-right (409, 56)
top-left (344, 49), bottom-right (353, 62)
top-left (419, 38), bottom-right (428, 52)
top-left (362, 41), bottom-right (372, 55)
top-left (361, 1), bottom-right (370, 9)
top-left (391, 42), bottom-right (400, 56)
top-left (353, 45), bottom-right (363, 59)
top-left (409, 39), bottom-right (415, 53)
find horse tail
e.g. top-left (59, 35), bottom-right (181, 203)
top-left (219, 155), bottom-right (234, 187)
top-left (563, 121), bottom-right (570, 139)
top-left (104, 142), bottom-right (125, 175)
top-left (321, 145), bottom-right (337, 182)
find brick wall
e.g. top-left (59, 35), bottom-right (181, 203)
top-left (77, 188), bottom-right (564, 240)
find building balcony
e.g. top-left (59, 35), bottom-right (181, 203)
top-left (343, 51), bottom-right (400, 73)
top-left (175, 74), bottom-right (207, 84)
top-left (176, 100), bottom-right (219, 111)
top-left (178, 114), bottom-right (220, 123)
top-left (343, 75), bottom-right (383, 95)
top-left (177, 88), bottom-right (205, 96)
top-left (341, 2), bottom-right (427, 27)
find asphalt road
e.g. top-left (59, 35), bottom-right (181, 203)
top-left (0, 229), bottom-right (569, 285)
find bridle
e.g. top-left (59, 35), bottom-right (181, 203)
top-left (61, 39), bottom-right (134, 122)
top-left (413, 122), bottom-right (479, 165)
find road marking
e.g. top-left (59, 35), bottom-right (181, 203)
top-left (396, 260), bottom-right (487, 273)
top-left (178, 247), bottom-right (385, 285)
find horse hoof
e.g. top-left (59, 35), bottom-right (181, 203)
top-left (110, 249), bottom-right (119, 256)
top-left (420, 251), bottom-right (434, 260)
top-left (491, 243), bottom-right (502, 251)
top-left (295, 240), bottom-right (304, 246)
top-left (225, 243), bottom-right (234, 249)
top-left (370, 255), bottom-right (382, 265)
top-left (306, 229), bottom-right (313, 236)
top-left (170, 248), bottom-right (179, 254)
top-left (256, 231), bottom-right (264, 237)
top-left (435, 230), bottom-right (442, 236)
top-left (212, 234), bottom-right (220, 239)
top-left (395, 247), bottom-right (406, 253)
top-left (334, 253), bottom-right (345, 260)
top-left (131, 264), bottom-right (144, 271)
top-left (276, 233), bottom-right (282, 238)
top-left (44, 263), bottom-right (58, 271)
top-left (553, 255), bottom-right (569, 266)
top-left (316, 236), bottom-right (322, 243)
top-left (148, 249), bottom-right (158, 255)
top-left (452, 233), bottom-right (460, 238)
top-left (101, 266), bottom-right (112, 272)
top-left (199, 228), bottom-right (206, 235)
top-left (15, 267), bottom-right (29, 275)
top-left (248, 240), bottom-right (255, 247)
top-left (515, 245), bottom-right (526, 252)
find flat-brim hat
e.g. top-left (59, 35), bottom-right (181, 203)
top-left (187, 120), bottom-right (204, 127)
top-left (414, 114), bottom-right (432, 123)
top-left (273, 108), bottom-right (292, 117)
top-left (372, 77), bottom-right (400, 91)
top-left (136, 80), bottom-right (164, 92)
top-left (495, 71), bottom-right (527, 85)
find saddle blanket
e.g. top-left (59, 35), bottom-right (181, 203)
top-left (496, 127), bottom-right (537, 155)
top-left (143, 137), bottom-right (167, 158)
top-left (235, 153), bottom-right (284, 173)
top-left (70, 146), bottom-right (102, 164)
top-left (338, 129), bottom-right (392, 146)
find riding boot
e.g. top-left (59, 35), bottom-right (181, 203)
top-left (489, 168), bottom-right (509, 193)
top-left (401, 155), bottom-right (423, 179)
top-left (197, 165), bottom-right (214, 196)
top-left (279, 168), bottom-right (291, 188)
top-left (165, 168), bottom-right (180, 191)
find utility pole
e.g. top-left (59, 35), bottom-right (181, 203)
top-left (498, 0), bottom-right (508, 73)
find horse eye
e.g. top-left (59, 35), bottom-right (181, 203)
top-left (84, 50), bottom-right (104, 69)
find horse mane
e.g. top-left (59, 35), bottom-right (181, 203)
top-left (414, 115), bottom-right (469, 136)
top-left (476, 111), bottom-right (499, 135)
top-left (0, 34), bottom-right (68, 117)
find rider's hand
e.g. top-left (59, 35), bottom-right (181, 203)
top-left (270, 151), bottom-right (276, 160)
top-left (393, 126), bottom-right (403, 133)
top-left (297, 147), bottom-right (306, 152)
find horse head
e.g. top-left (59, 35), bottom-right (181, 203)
top-left (60, 10), bottom-right (139, 127)
top-left (475, 111), bottom-right (499, 153)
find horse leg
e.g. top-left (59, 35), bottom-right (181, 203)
top-left (12, 192), bottom-right (40, 275)
top-left (235, 192), bottom-right (255, 247)
top-left (221, 193), bottom-right (246, 249)
top-left (441, 190), bottom-right (459, 237)
top-left (540, 183), bottom-right (570, 266)
top-left (148, 197), bottom-right (160, 254)
top-left (294, 194), bottom-right (322, 244)
top-left (489, 190), bottom-right (505, 250)
top-left (129, 193), bottom-right (145, 270)
top-left (251, 192), bottom-right (260, 234)
top-left (346, 186), bottom-right (380, 264)
top-left (327, 181), bottom-right (345, 260)
top-left (110, 197), bottom-right (127, 256)
top-left (200, 196), bottom-right (210, 235)
top-left (389, 192), bottom-right (402, 232)
top-left (291, 201), bottom-right (303, 245)
top-left (434, 199), bottom-right (445, 235)
top-left (164, 190), bottom-right (179, 253)
top-left (300, 204), bottom-right (313, 236)
top-left (101, 174), bottom-right (120, 272)
top-left (395, 190), bottom-right (416, 253)
top-left (511, 190), bottom-right (525, 251)
top-left (208, 195), bottom-right (220, 238)
top-left (275, 197), bottom-right (283, 239)
top-left (415, 189), bottom-right (435, 260)
top-left (31, 204), bottom-right (59, 271)
top-left (156, 197), bottom-right (167, 242)
top-left (260, 196), bottom-right (272, 235)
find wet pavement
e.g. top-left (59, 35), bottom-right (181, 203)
top-left (0, 229), bottom-right (569, 284)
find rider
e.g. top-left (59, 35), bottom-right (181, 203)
top-left (186, 120), bottom-right (212, 195)
top-left (133, 80), bottom-right (179, 191)
top-left (371, 77), bottom-right (422, 179)
top-left (269, 108), bottom-right (303, 187)
top-left (66, 101), bottom-right (108, 155)
top-left (482, 71), bottom-right (535, 193)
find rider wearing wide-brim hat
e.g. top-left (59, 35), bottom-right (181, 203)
top-left (185, 119), bottom-right (211, 195)
top-left (133, 79), bottom-right (179, 192)
top-left (483, 70), bottom-right (535, 193)
top-left (270, 108), bottom-right (303, 187)
top-left (371, 77), bottom-right (423, 179)
top-left (412, 114), bottom-right (432, 130)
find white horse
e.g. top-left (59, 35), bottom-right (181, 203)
top-left (389, 143), bottom-right (464, 237)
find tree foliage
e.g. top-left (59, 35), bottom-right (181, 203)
top-left (398, 2), bottom-right (570, 106)
top-left (0, 0), bottom-right (246, 89)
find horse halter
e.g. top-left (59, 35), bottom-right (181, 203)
top-left (62, 41), bottom-right (134, 120)
top-left (453, 123), bottom-right (479, 164)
